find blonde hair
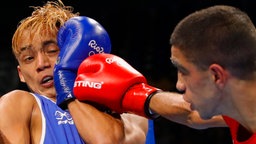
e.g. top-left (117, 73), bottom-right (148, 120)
top-left (12, 0), bottom-right (79, 56)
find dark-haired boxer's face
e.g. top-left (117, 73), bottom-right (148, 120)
top-left (16, 29), bottom-right (59, 100)
top-left (171, 46), bottom-right (221, 120)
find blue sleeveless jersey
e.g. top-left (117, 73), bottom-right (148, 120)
top-left (146, 119), bottom-right (156, 144)
top-left (32, 93), bottom-right (85, 144)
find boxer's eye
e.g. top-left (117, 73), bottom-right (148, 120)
top-left (47, 49), bottom-right (59, 54)
top-left (19, 52), bottom-right (35, 64)
top-left (24, 56), bottom-right (34, 62)
top-left (44, 43), bottom-right (59, 56)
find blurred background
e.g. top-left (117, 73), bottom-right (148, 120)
top-left (1, 0), bottom-right (255, 143)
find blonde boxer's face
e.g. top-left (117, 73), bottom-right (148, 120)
top-left (16, 29), bottom-right (59, 100)
top-left (171, 46), bottom-right (221, 119)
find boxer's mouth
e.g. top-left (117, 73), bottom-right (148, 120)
top-left (41, 76), bottom-right (53, 84)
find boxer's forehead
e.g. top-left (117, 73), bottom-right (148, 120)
top-left (14, 29), bottom-right (57, 56)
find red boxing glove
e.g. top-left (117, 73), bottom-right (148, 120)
top-left (73, 53), bottom-right (160, 119)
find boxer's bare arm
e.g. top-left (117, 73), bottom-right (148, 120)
top-left (121, 113), bottom-right (148, 144)
top-left (0, 90), bottom-right (41, 143)
top-left (68, 100), bottom-right (149, 144)
top-left (68, 100), bottom-right (126, 144)
top-left (150, 92), bottom-right (227, 129)
top-left (0, 90), bottom-right (146, 144)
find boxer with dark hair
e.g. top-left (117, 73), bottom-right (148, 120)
top-left (72, 5), bottom-right (256, 144)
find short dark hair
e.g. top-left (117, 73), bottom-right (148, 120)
top-left (170, 5), bottom-right (256, 80)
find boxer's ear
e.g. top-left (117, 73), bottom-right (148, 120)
top-left (17, 65), bottom-right (25, 83)
top-left (209, 64), bottom-right (228, 88)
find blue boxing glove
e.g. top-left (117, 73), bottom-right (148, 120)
top-left (54, 16), bottom-right (111, 109)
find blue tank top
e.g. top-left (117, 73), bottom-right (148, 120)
top-left (32, 93), bottom-right (85, 144)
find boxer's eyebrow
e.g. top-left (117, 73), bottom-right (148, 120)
top-left (18, 40), bottom-right (56, 55)
top-left (42, 40), bottom-right (57, 47)
top-left (19, 45), bottom-right (32, 54)
top-left (170, 57), bottom-right (189, 75)
top-left (20, 45), bottom-right (30, 51)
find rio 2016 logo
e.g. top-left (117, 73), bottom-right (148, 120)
top-left (88, 40), bottom-right (105, 56)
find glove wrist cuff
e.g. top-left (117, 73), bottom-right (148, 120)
top-left (144, 90), bottom-right (161, 119)
top-left (59, 97), bottom-right (76, 110)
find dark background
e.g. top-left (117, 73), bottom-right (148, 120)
top-left (1, 0), bottom-right (255, 143)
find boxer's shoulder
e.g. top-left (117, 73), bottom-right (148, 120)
top-left (0, 90), bottom-right (38, 110)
